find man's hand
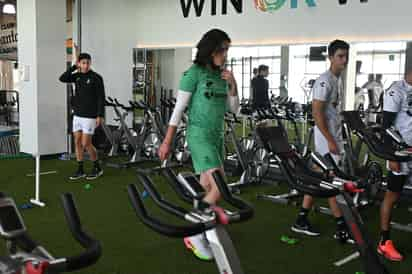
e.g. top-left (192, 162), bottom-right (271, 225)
top-left (328, 139), bottom-right (340, 155)
top-left (221, 69), bottom-right (236, 87)
top-left (70, 64), bottom-right (78, 72)
top-left (158, 141), bottom-right (171, 161)
top-left (96, 117), bottom-right (104, 128)
top-left (388, 161), bottom-right (401, 173)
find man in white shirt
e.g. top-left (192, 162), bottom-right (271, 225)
top-left (378, 70), bottom-right (412, 262)
top-left (291, 40), bottom-right (354, 244)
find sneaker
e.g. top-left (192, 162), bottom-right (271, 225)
top-left (183, 234), bottom-right (214, 261)
top-left (69, 169), bottom-right (86, 181)
top-left (377, 240), bottom-right (404, 262)
top-left (86, 167), bottom-right (103, 180)
top-left (291, 221), bottom-right (320, 237)
top-left (334, 229), bottom-right (355, 244)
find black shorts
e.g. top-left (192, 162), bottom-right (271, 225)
top-left (387, 172), bottom-right (408, 193)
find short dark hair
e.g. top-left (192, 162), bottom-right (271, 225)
top-left (194, 29), bottom-right (231, 69)
top-left (258, 65), bottom-right (269, 73)
top-left (78, 53), bottom-right (92, 62)
top-left (328, 40), bottom-right (349, 57)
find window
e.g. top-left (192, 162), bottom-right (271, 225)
top-left (227, 46), bottom-right (281, 99)
top-left (192, 46), bottom-right (281, 99)
top-left (288, 41), bottom-right (406, 104)
top-left (288, 44), bottom-right (329, 104)
top-left (356, 41), bottom-right (406, 89)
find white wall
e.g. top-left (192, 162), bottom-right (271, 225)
top-left (80, 0), bottom-right (412, 116)
top-left (18, 0), bottom-right (67, 155)
top-left (81, 0), bottom-right (139, 122)
top-left (173, 48), bottom-right (193, 95)
top-left (134, 0), bottom-right (412, 48)
top-left (155, 48), bottom-right (193, 95)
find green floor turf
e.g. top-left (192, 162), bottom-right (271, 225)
top-left (0, 158), bottom-right (411, 274)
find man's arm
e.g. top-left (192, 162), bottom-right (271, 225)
top-left (383, 85), bottom-right (402, 172)
top-left (59, 65), bottom-right (78, 83)
top-left (227, 81), bottom-right (240, 113)
top-left (265, 79), bottom-right (270, 102)
top-left (312, 99), bottom-right (338, 152)
top-left (249, 80), bottom-right (254, 101)
top-left (96, 75), bottom-right (106, 124)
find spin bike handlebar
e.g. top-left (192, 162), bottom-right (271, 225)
top-left (224, 112), bottom-right (241, 124)
top-left (13, 193), bottom-right (102, 273)
top-left (158, 161), bottom-right (253, 223)
top-left (55, 193), bottom-right (102, 272)
top-left (255, 107), bottom-right (287, 124)
top-left (107, 97), bottom-right (131, 111)
top-left (127, 182), bottom-right (213, 238)
top-left (128, 169), bottom-right (253, 238)
top-left (105, 98), bottom-right (116, 107)
top-left (167, 99), bottom-right (176, 107)
top-left (160, 98), bottom-right (172, 109)
top-left (212, 171), bottom-right (254, 223)
top-left (136, 172), bottom-right (193, 219)
top-left (128, 100), bottom-right (146, 110)
top-left (132, 100), bottom-right (157, 112)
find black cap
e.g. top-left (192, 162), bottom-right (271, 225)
top-left (78, 53), bottom-right (91, 62)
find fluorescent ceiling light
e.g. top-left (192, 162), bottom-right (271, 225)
top-left (3, 4), bottom-right (16, 14)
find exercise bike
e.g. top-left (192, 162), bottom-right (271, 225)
top-left (226, 108), bottom-right (287, 192)
top-left (256, 125), bottom-right (389, 274)
top-left (103, 97), bottom-right (148, 168)
top-left (341, 110), bottom-right (412, 233)
top-left (99, 98), bottom-right (131, 157)
top-left (127, 163), bottom-right (254, 274)
top-left (0, 192), bottom-right (101, 274)
top-left (159, 98), bottom-right (191, 164)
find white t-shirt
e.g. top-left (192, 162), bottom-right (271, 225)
top-left (312, 70), bottom-right (344, 156)
top-left (383, 79), bottom-right (412, 146)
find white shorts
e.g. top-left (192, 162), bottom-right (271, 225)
top-left (314, 127), bottom-right (344, 166)
top-left (72, 115), bottom-right (97, 135)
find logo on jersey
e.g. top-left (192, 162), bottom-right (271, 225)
top-left (86, 79), bottom-right (91, 84)
top-left (320, 81), bottom-right (326, 88)
top-left (254, 0), bottom-right (316, 12)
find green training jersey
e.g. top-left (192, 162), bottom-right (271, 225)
top-left (179, 64), bottom-right (229, 136)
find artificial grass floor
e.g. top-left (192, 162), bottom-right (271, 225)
top-left (0, 157), bottom-right (411, 274)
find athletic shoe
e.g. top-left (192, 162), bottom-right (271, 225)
top-left (333, 229), bottom-right (355, 244)
top-left (183, 234), bottom-right (214, 261)
top-left (377, 240), bottom-right (403, 262)
top-left (86, 167), bottom-right (103, 180)
top-left (69, 169), bottom-right (86, 181)
top-left (291, 221), bottom-right (320, 237)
